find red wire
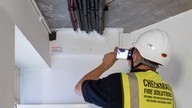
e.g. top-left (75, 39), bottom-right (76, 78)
top-left (70, 0), bottom-right (78, 28)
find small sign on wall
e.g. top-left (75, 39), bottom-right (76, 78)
top-left (51, 46), bottom-right (63, 54)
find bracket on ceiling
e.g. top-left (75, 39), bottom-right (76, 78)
top-left (49, 31), bottom-right (57, 41)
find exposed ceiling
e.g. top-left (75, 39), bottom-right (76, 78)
top-left (35, 0), bottom-right (192, 33)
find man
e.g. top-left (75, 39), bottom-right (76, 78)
top-left (75, 29), bottom-right (175, 108)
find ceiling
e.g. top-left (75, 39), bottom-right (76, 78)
top-left (35, 0), bottom-right (192, 33)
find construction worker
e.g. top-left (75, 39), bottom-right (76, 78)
top-left (75, 29), bottom-right (175, 108)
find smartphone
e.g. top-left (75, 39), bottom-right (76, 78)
top-left (116, 48), bottom-right (129, 59)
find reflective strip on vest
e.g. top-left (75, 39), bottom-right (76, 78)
top-left (121, 73), bottom-right (131, 108)
top-left (121, 73), bottom-right (139, 108)
top-left (121, 71), bottom-right (176, 108)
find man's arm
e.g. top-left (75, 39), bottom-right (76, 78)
top-left (74, 47), bottom-right (118, 96)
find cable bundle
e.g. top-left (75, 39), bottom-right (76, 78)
top-left (68, 0), bottom-right (106, 35)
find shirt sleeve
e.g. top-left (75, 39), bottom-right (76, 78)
top-left (81, 73), bottom-right (122, 107)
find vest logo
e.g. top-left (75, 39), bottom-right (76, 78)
top-left (143, 79), bottom-right (173, 105)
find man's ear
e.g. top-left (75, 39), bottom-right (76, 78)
top-left (134, 51), bottom-right (142, 66)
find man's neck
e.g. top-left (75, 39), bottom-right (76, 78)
top-left (137, 65), bottom-right (156, 71)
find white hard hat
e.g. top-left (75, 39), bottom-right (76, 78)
top-left (133, 29), bottom-right (172, 66)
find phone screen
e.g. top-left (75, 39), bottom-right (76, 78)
top-left (116, 48), bottom-right (129, 59)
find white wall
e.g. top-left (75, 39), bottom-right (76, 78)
top-left (51, 28), bottom-right (122, 54)
top-left (15, 25), bottom-right (50, 69)
top-left (0, 0), bottom-right (51, 67)
top-left (0, 0), bottom-right (51, 107)
top-left (20, 9), bottom-right (192, 108)
top-left (0, 8), bottom-right (15, 108)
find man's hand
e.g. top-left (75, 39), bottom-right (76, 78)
top-left (101, 47), bottom-right (118, 70)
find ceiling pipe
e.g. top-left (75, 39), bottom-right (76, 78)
top-left (29, 0), bottom-right (52, 34)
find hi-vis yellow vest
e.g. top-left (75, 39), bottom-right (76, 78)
top-left (121, 70), bottom-right (175, 108)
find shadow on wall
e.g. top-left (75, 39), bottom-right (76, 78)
top-left (158, 56), bottom-right (182, 87)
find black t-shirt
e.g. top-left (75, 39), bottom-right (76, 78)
top-left (82, 73), bottom-right (123, 108)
